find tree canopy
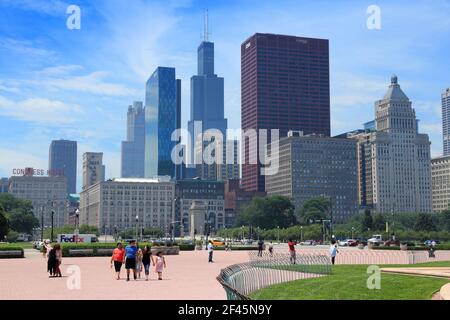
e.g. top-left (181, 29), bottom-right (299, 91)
top-left (0, 194), bottom-right (38, 234)
top-left (0, 207), bottom-right (9, 240)
top-left (236, 196), bottom-right (297, 229)
top-left (297, 197), bottom-right (331, 224)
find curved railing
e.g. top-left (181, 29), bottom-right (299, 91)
top-left (217, 251), bottom-right (331, 300)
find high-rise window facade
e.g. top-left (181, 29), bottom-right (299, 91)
top-left (241, 33), bottom-right (330, 192)
top-left (145, 67), bottom-right (180, 178)
top-left (49, 139), bottom-right (77, 194)
top-left (121, 101), bottom-right (145, 178)
top-left (442, 88), bottom-right (450, 155)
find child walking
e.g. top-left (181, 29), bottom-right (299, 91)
top-left (155, 251), bottom-right (166, 280)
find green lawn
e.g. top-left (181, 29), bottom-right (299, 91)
top-left (250, 261), bottom-right (450, 300)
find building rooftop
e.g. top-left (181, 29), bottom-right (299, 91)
top-left (112, 176), bottom-right (172, 183)
top-left (382, 75), bottom-right (409, 101)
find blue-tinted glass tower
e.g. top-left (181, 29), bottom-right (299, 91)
top-left (145, 67), bottom-right (180, 178)
top-left (121, 101), bottom-right (145, 178)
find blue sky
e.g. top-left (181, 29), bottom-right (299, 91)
top-left (0, 0), bottom-right (449, 191)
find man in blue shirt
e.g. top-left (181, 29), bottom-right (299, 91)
top-left (124, 240), bottom-right (138, 281)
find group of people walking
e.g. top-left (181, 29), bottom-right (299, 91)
top-left (111, 240), bottom-right (166, 281)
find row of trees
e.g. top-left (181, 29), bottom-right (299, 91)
top-left (229, 195), bottom-right (450, 241)
top-left (0, 194), bottom-right (39, 241)
top-left (236, 195), bottom-right (332, 229)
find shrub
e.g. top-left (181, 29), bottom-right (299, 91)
top-left (0, 245), bottom-right (24, 258)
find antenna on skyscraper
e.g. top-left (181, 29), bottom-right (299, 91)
top-left (203, 9), bottom-right (210, 42)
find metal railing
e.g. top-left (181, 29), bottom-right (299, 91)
top-left (217, 251), bottom-right (331, 300)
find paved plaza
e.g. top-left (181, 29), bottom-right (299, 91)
top-left (1, 246), bottom-right (449, 300)
top-left (0, 250), bottom-right (249, 300)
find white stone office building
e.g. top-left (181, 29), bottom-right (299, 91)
top-left (8, 174), bottom-right (68, 227)
top-left (349, 76), bottom-right (432, 213)
top-left (82, 152), bottom-right (105, 190)
top-left (442, 88), bottom-right (450, 156)
top-left (265, 131), bottom-right (359, 223)
top-left (431, 155), bottom-right (450, 212)
top-left (79, 178), bottom-right (175, 233)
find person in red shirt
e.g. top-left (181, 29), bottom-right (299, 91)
top-left (110, 242), bottom-right (126, 280)
top-left (288, 239), bottom-right (297, 264)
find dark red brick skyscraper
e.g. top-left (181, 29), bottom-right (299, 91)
top-left (241, 33), bottom-right (330, 192)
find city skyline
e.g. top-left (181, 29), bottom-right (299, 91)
top-left (0, 0), bottom-right (449, 190)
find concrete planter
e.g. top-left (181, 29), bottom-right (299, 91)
top-left (151, 246), bottom-right (180, 255)
top-left (0, 250), bottom-right (24, 258)
top-left (357, 244), bottom-right (365, 250)
top-left (196, 245), bottom-right (203, 251)
top-left (400, 244), bottom-right (408, 251)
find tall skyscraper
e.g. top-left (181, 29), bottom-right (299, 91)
top-left (49, 139), bottom-right (77, 194)
top-left (241, 33), bottom-right (330, 192)
top-left (442, 88), bottom-right (450, 155)
top-left (121, 101), bottom-right (145, 178)
top-left (349, 76), bottom-right (432, 213)
top-left (144, 67), bottom-right (180, 178)
top-left (82, 152), bottom-right (105, 190)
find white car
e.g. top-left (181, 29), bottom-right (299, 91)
top-left (367, 235), bottom-right (382, 245)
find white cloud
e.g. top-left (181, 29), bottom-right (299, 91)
top-left (0, 0), bottom-right (69, 16)
top-left (0, 148), bottom-right (47, 177)
top-left (0, 38), bottom-right (54, 58)
top-left (0, 95), bottom-right (82, 124)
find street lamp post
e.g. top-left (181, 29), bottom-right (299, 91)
top-left (50, 210), bottom-right (55, 243)
top-left (351, 226), bottom-right (355, 239)
top-left (135, 215), bottom-right (139, 242)
top-left (277, 226), bottom-right (280, 243)
top-left (74, 209), bottom-right (80, 244)
top-left (300, 226), bottom-right (303, 243)
top-left (40, 206), bottom-right (44, 242)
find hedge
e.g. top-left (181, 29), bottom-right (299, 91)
top-left (60, 242), bottom-right (196, 257)
top-left (0, 245), bottom-right (24, 258)
top-left (372, 244), bottom-right (450, 251)
top-left (213, 245), bottom-right (259, 251)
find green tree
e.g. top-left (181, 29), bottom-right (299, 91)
top-left (372, 213), bottom-right (386, 231)
top-left (441, 210), bottom-right (450, 231)
top-left (361, 209), bottom-right (373, 231)
top-left (414, 213), bottom-right (437, 232)
top-left (6, 230), bottom-right (19, 242)
top-left (298, 197), bottom-right (331, 224)
top-left (7, 208), bottom-right (39, 234)
top-left (0, 207), bottom-right (9, 240)
top-left (236, 196), bottom-right (297, 229)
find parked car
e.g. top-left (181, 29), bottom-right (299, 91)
top-left (300, 240), bottom-right (316, 246)
top-left (383, 239), bottom-right (400, 246)
top-left (338, 239), bottom-right (358, 247)
top-left (367, 234), bottom-right (382, 245)
top-left (424, 240), bottom-right (440, 246)
top-left (212, 239), bottom-right (225, 246)
top-left (241, 239), bottom-right (254, 245)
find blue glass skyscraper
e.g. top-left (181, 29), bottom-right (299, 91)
top-left (145, 67), bottom-right (180, 178)
top-left (121, 101), bottom-right (145, 178)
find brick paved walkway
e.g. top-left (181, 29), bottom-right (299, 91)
top-left (0, 250), bottom-right (249, 300)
